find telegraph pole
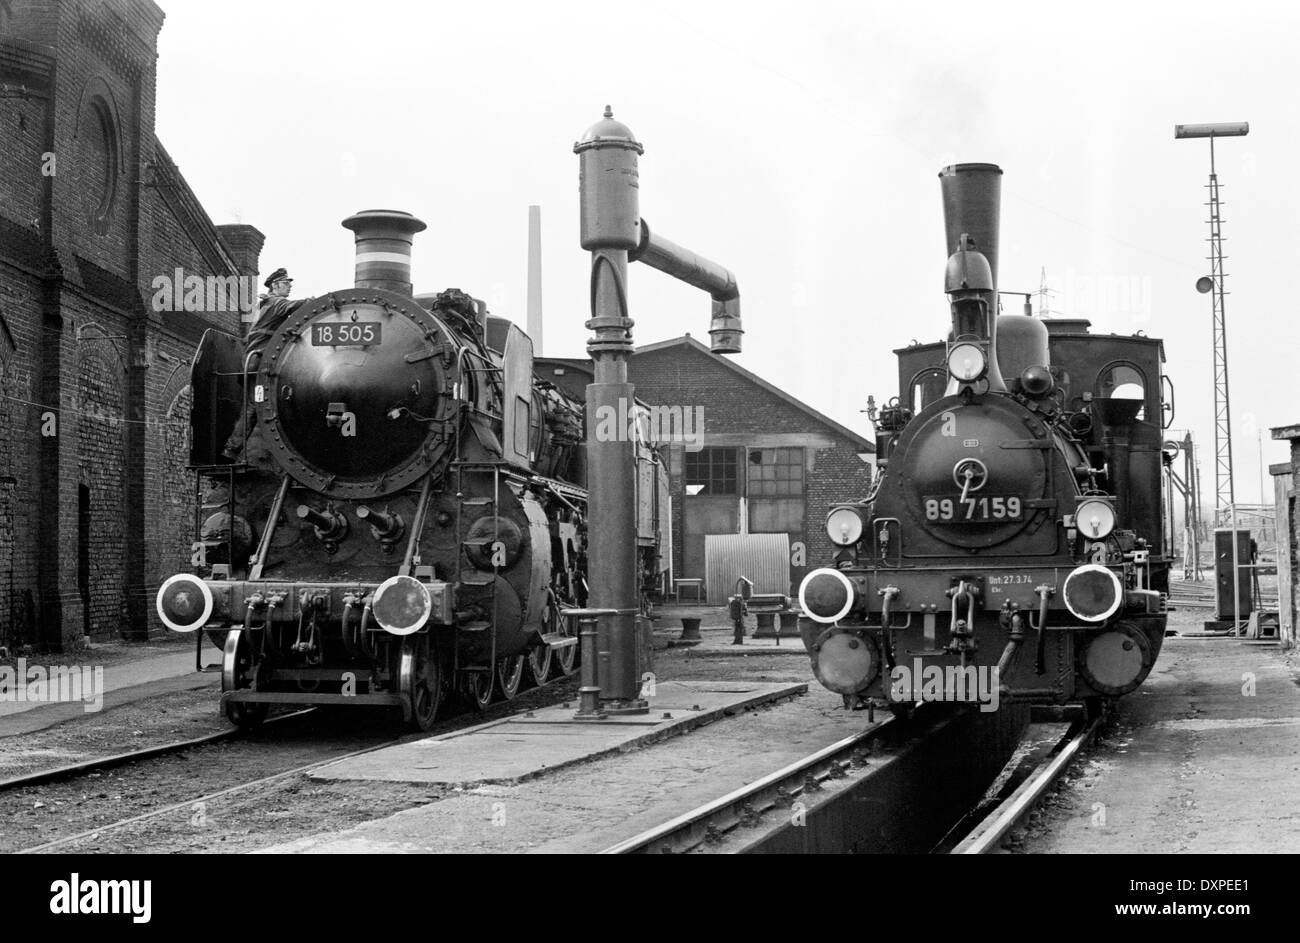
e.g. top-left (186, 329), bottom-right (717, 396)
top-left (1175, 121), bottom-right (1248, 521)
top-left (1175, 121), bottom-right (1250, 627)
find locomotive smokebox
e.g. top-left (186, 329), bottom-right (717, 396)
top-left (939, 163), bottom-right (1003, 293)
top-left (575, 106), bottom-right (644, 250)
top-left (341, 209), bottom-right (428, 295)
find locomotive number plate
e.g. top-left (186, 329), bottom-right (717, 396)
top-left (311, 322), bottom-right (382, 346)
top-left (923, 495), bottom-right (1024, 523)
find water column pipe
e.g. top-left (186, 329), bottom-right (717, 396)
top-left (575, 107), bottom-right (743, 711)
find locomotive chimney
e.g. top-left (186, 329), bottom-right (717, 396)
top-left (940, 163), bottom-right (1008, 394)
top-left (341, 209), bottom-right (428, 295)
top-left (939, 163), bottom-right (1002, 291)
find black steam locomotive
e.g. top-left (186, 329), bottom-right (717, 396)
top-left (799, 164), bottom-right (1169, 713)
top-left (156, 210), bottom-right (669, 730)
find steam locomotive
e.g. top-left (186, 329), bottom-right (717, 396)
top-left (156, 210), bottom-right (669, 730)
top-left (798, 164), bottom-right (1170, 714)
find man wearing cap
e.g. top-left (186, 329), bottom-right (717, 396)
top-left (222, 268), bottom-right (302, 461)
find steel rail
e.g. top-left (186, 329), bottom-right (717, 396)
top-left (16, 723), bottom-right (406, 854)
top-left (949, 716), bottom-right (1100, 854)
top-left (599, 720), bottom-right (892, 854)
top-left (0, 709), bottom-right (315, 794)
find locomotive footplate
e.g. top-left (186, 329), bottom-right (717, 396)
top-left (199, 578), bottom-right (455, 628)
top-left (854, 567), bottom-right (1083, 614)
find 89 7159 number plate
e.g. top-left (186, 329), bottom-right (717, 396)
top-left (311, 322), bottom-right (381, 346)
top-left (923, 495), bottom-right (1023, 523)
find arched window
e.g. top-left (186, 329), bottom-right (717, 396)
top-left (909, 366), bottom-right (947, 413)
top-left (1096, 362), bottom-right (1147, 419)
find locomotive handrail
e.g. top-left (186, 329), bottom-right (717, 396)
top-left (399, 475), bottom-right (435, 576)
top-left (247, 476), bottom-right (290, 581)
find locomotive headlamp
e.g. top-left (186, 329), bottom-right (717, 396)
top-left (826, 506), bottom-right (865, 547)
top-left (947, 342), bottom-right (986, 382)
top-left (156, 574), bottom-right (214, 633)
top-left (371, 574), bottom-right (432, 636)
top-left (799, 568), bottom-right (857, 624)
top-left (1075, 498), bottom-right (1117, 540)
top-left (1062, 564), bottom-right (1124, 622)
top-left (1020, 364), bottom-right (1055, 398)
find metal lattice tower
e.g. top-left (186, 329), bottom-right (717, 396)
top-left (1206, 139), bottom-right (1235, 518)
top-left (1176, 121), bottom-right (1248, 523)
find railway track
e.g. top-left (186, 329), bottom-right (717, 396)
top-left (942, 715), bottom-right (1100, 854)
top-left (0, 709), bottom-right (314, 794)
top-left (5, 677), bottom-right (580, 854)
top-left (601, 702), bottom-right (1029, 854)
top-left (600, 721), bottom-right (893, 854)
top-left (15, 729), bottom-right (409, 854)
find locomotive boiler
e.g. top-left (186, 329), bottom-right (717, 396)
top-left (156, 210), bottom-right (669, 730)
top-left (798, 164), bottom-right (1169, 714)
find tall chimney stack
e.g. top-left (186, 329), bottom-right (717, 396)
top-left (341, 209), bottom-right (427, 295)
top-left (939, 163), bottom-right (1002, 295)
top-left (527, 205), bottom-right (543, 353)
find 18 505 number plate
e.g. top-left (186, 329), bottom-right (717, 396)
top-left (311, 322), bottom-right (381, 346)
top-left (923, 495), bottom-right (1023, 523)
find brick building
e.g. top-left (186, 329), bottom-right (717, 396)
top-left (1269, 424), bottom-right (1300, 647)
top-left (539, 335), bottom-right (874, 601)
top-left (0, 0), bottom-right (262, 650)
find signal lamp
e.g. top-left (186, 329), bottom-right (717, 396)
top-left (947, 343), bottom-right (986, 382)
top-left (156, 574), bottom-right (214, 633)
top-left (1075, 498), bottom-right (1117, 539)
top-left (826, 506), bottom-right (864, 547)
top-left (372, 574), bottom-right (432, 636)
top-left (1062, 564), bottom-right (1123, 622)
top-left (799, 568), bottom-right (856, 624)
top-left (1020, 364), bottom-right (1055, 398)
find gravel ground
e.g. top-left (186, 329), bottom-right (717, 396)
top-left (0, 671), bottom-right (581, 853)
top-left (1002, 604), bottom-right (1300, 853)
top-left (13, 601), bottom-right (1256, 854)
top-left (0, 605), bottom-right (810, 854)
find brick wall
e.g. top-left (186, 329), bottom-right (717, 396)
top-left (0, 0), bottom-right (261, 649)
top-left (628, 341), bottom-right (873, 592)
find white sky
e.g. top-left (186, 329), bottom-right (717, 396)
top-left (156, 0), bottom-right (1300, 505)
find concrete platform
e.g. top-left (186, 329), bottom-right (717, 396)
top-left (0, 644), bottom-right (216, 736)
top-left (309, 679), bottom-right (806, 786)
top-left (262, 679), bottom-right (874, 854)
top-left (674, 631), bottom-right (809, 655)
top-left (1013, 636), bottom-right (1300, 853)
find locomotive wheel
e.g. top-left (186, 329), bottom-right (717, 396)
top-left (224, 701), bottom-right (268, 728)
top-left (527, 593), bottom-right (560, 685)
top-left (399, 636), bottom-right (443, 732)
top-left (552, 595), bottom-right (578, 678)
top-left (221, 629), bottom-right (267, 729)
top-left (465, 669), bottom-right (495, 711)
top-left (497, 655), bottom-right (525, 700)
top-left (527, 643), bottom-right (553, 687)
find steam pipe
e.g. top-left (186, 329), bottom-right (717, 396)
top-left (630, 220), bottom-right (743, 353)
top-left (574, 106), bottom-right (744, 711)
